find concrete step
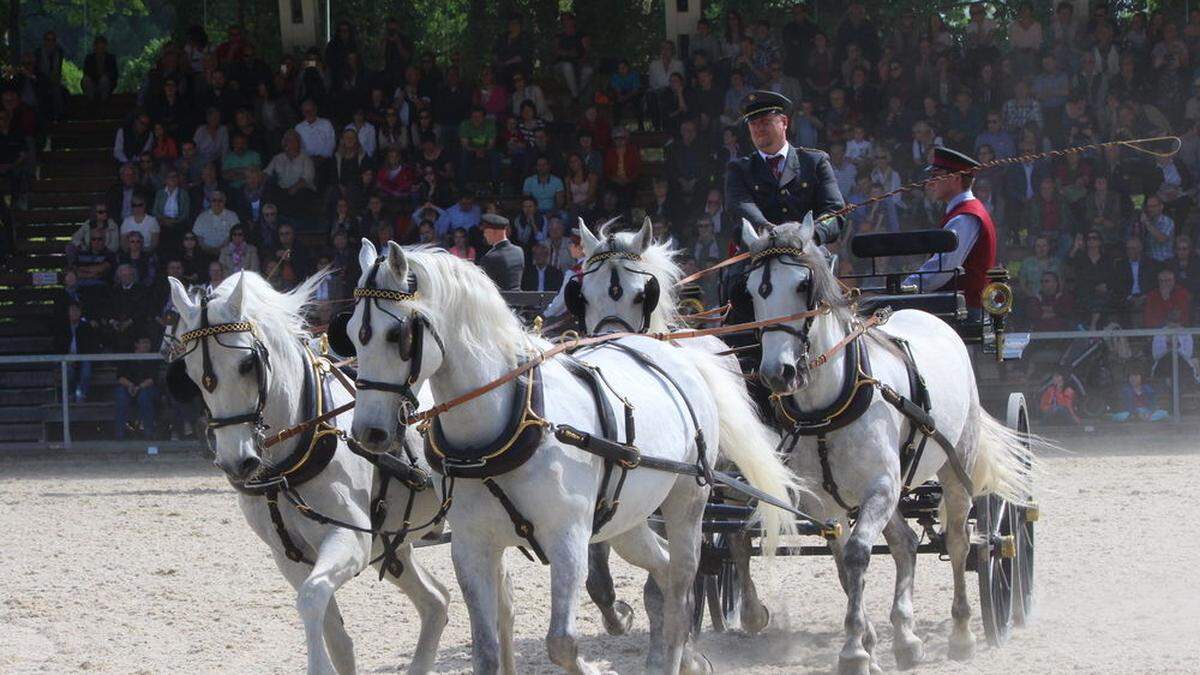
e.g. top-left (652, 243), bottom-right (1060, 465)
top-left (0, 405), bottom-right (45, 422)
top-left (0, 423), bottom-right (44, 442)
top-left (0, 303), bottom-right (55, 320)
top-left (51, 119), bottom-right (123, 135)
top-left (0, 387), bottom-right (55, 406)
top-left (12, 253), bottom-right (66, 270)
top-left (32, 177), bottom-right (111, 193)
top-left (0, 336), bottom-right (54, 354)
top-left (16, 207), bottom-right (90, 225)
top-left (19, 223), bottom-right (78, 239)
top-left (41, 161), bottom-right (116, 180)
top-left (29, 191), bottom-right (105, 208)
top-left (0, 288), bottom-right (62, 302)
top-left (41, 148), bottom-right (112, 163)
top-left (50, 135), bottom-right (112, 150)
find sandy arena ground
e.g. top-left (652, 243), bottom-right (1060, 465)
top-left (2, 432), bottom-right (1200, 674)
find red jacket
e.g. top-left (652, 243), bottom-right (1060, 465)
top-left (603, 144), bottom-right (641, 184)
top-left (942, 197), bottom-right (997, 308)
top-left (1143, 285), bottom-right (1192, 328)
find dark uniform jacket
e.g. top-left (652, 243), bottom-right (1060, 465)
top-left (724, 144), bottom-right (846, 246)
top-left (480, 239), bottom-right (525, 291)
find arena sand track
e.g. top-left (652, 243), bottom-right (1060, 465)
top-left (2, 433), bottom-right (1199, 674)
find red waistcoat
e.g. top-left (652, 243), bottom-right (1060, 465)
top-left (941, 197), bottom-right (997, 308)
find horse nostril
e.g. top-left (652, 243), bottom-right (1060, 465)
top-left (366, 427), bottom-right (388, 445)
top-left (237, 456), bottom-right (261, 479)
top-left (780, 363), bottom-right (797, 385)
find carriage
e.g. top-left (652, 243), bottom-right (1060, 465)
top-left (684, 228), bottom-right (1038, 648)
top-left (495, 226), bottom-right (1039, 650)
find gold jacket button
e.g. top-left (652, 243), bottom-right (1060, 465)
top-left (801, 181), bottom-right (809, 188)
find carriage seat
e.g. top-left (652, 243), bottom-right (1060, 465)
top-left (857, 291), bottom-right (966, 322)
top-left (850, 229), bottom-right (958, 258)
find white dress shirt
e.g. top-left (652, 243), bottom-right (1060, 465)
top-left (294, 117), bottom-right (336, 158)
top-left (903, 190), bottom-right (981, 290)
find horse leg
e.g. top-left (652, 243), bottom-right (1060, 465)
top-left (837, 485), bottom-right (897, 675)
top-left (270, 549), bottom-right (357, 675)
top-left (939, 466), bottom-right (977, 662)
top-left (657, 478), bottom-right (712, 675)
top-left (498, 562), bottom-right (518, 675)
top-left (451, 537), bottom-right (505, 674)
top-left (321, 596), bottom-right (356, 675)
top-left (608, 522), bottom-right (671, 671)
top-left (729, 530), bottom-right (770, 634)
top-left (298, 531), bottom-right (370, 675)
top-left (544, 524), bottom-right (599, 674)
top-left (882, 510), bottom-right (924, 670)
top-left (381, 543), bottom-right (451, 674)
top-left (585, 542), bottom-right (635, 635)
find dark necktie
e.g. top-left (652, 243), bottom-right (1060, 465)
top-left (767, 154), bottom-right (784, 179)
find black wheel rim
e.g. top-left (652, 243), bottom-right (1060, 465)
top-left (1014, 404), bottom-right (1036, 626)
top-left (977, 493), bottom-right (1015, 647)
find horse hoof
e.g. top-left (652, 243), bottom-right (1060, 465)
top-left (741, 602), bottom-right (770, 634)
top-left (947, 635), bottom-right (976, 662)
top-left (894, 639), bottom-right (925, 670)
top-left (602, 600), bottom-right (635, 636)
top-left (837, 652), bottom-right (871, 675)
top-left (681, 652), bottom-right (714, 675)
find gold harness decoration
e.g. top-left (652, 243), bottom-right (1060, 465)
top-left (586, 250), bottom-right (642, 265)
top-left (352, 287), bottom-right (420, 303)
top-left (750, 245), bottom-right (806, 264)
top-left (177, 320), bottom-right (255, 346)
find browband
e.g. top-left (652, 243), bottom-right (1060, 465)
top-left (586, 251), bottom-right (641, 266)
top-left (179, 321), bottom-right (255, 345)
top-left (751, 246), bottom-right (806, 264)
top-left (353, 287), bottom-right (420, 302)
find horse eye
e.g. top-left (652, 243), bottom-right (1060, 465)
top-left (633, 290), bottom-right (646, 304)
top-left (238, 356), bottom-right (256, 375)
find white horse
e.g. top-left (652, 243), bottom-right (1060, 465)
top-left (345, 240), bottom-right (797, 674)
top-left (574, 217), bottom-right (778, 634)
top-left (166, 271), bottom-right (451, 675)
top-left (740, 217), bottom-right (1034, 674)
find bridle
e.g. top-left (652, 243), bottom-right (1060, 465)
top-left (748, 243), bottom-right (820, 370)
top-left (566, 248), bottom-right (660, 333)
top-left (172, 293), bottom-right (272, 449)
top-left (328, 257), bottom-right (444, 414)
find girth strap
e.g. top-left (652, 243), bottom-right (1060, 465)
top-left (559, 354), bottom-right (632, 534)
top-left (266, 487), bottom-right (313, 565)
top-left (816, 435), bottom-right (855, 513)
top-left (483, 477), bottom-right (549, 564)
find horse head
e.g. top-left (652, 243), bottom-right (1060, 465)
top-left (573, 217), bottom-right (680, 334)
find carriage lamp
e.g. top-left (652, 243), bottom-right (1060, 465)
top-left (533, 315), bottom-right (544, 335)
top-left (981, 268), bottom-right (1014, 317)
top-left (318, 332), bottom-right (330, 356)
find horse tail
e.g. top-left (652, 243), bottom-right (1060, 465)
top-left (966, 404), bottom-right (1041, 506)
top-left (691, 346), bottom-right (803, 556)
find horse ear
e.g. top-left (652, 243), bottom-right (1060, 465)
top-left (632, 217), bottom-right (653, 252)
top-left (579, 218), bottom-right (600, 256)
top-left (227, 272), bottom-right (247, 318)
top-left (741, 219), bottom-right (761, 248)
top-left (799, 212), bottom-right (816, 248)
top-left (386, 240), bottom-right (408, 280)
top-left (358, 238), bottom-right (377, 281)
top-left (168, 276), bottom-right (198, 321)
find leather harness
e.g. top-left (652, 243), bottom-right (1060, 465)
top-left (749, 244), bottom-right (976, 514)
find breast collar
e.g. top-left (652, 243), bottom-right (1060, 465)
top-left (234, 351), bottom-right (341, 495)
top-left (772, 332), bottom-right (875, 435)
top-left (422, 361), bottom-right (546, 480)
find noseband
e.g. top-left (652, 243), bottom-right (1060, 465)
top-left (749, 244), bottom-right (819, 364)
top-left (174, 294), bottom-right (272, 445)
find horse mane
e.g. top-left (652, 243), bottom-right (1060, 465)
top-left (209, 268), bottom-right (331, 362)
top-left (597, 221), bottom-right (684, 332)
top-left (373, 246), bottom-right (538, 366)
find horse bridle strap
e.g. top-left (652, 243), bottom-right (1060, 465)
top-left (353, 286), bottom-right (420, 303)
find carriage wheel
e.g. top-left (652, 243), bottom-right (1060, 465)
top-left (691, 532), bottom-right (740, 634)
top-left (1007, 393), bottom-right (1037, 626)
top-left (974, 492), bottom-right (1016, 647)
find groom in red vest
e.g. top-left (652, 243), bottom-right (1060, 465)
top-left (903, 146), bottom-right (997, 314)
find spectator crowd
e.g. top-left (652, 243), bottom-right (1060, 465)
top-left (33, 2), bottom-right (1200, 436)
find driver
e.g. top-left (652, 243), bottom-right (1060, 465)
top-left (902, 147), bottom-right (997, 316)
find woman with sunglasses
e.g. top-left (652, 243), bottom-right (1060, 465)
top-left (217, 223), bottom-right (260, 274)
top-left (119, 197), bottom-right (160, 252)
